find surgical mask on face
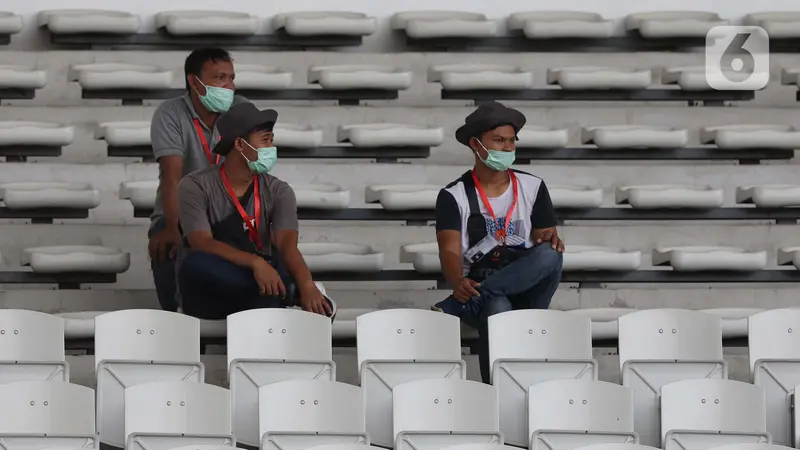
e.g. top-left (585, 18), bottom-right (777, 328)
top-left (241, 140), bottom-right (277, 174)
top-left (476, 140), bottom-right (516, 171)
top-left (194, 78), bottom-right (234, 113)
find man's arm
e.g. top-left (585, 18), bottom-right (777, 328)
top-left (150, 106), bottom-right (186, 230)
top-left (269, 184), bottom-right (312, 287)
top-left (530, 181), bottom-right (565, 252)
top-left (178, 177), bottom-right (260, 269)
top-left (435, 190), bottom-right (466, 287)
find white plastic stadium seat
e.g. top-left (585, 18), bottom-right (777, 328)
top-left (228, 309), bottom-right (334, 446)
top-left (780, 68), bottom-right (800, 86)
top-left (95, 310), bottom-right (203, 447)
top-left (528, 380), bottom-right (636, 450)
top-left (661, 67), bottom-right (719, 91)
top-left (0, 12), bottom-right (23, 35)
top-left (706, 445), bottom-right (796, 450)
top-left (566, 308), bottom-right (639, 340)
top-left (37, 9), bottom-right (140, 34)
top-left (778, 247), bottom-right (800, 270)
top-left (21, 246), bottom-right (129, 274)
top-left (260, 380), bottom-right (367, 450)
top-left (155, 10), bottom-right (258, 35)
top-left (661, 379), bottom-right (768, 450)
top-left (0, 182), bottom-right (99, 209)
top-left (96, 122), bottom-right (151, 146)
top-left (400, 242), bottom-right (441, 273)
top-left (0, 310), bottom-right (68, 383)
top-left (737, 185), bottom-right (800, 208)
top-left (0, 65), bottom-right (47, 89)
top-left (428, 64), bottom-right (534, 90)
top-left (547, 67), bottom-right (652, 90)
top-left (299, 243), bottom-right (384, 273)
top-left (702, 308), bottom-right (763, 339)
top-left (438, 445), bottom-right (519, 450)
top-left (308, 65), bottom-right (412, 90)
top-left (626, 11), bottom-right (728, 38)
top-left (615, 185), bottom-right (724, 209)
top-left (392, 11), bottom-right (497, 38)
top-left (273, 123), bottom-right (324, 148)
top-left (273, 11), bottom-right (377, 36)
top-left (357, 310), bottom-right (465, 447)
top-left (744, 12), bottom-right (800, 39)
top-left (652, 247), bottom-right (768, 271)
top-left (562, 246), bottom-right (642, 271)
top-left (550, 185), bottom-right (603, 208)
top-left (700, 125), bottom-right (800, 150)
top-left (291, 184), bottom-right (350, 210)
top-left (394, 379), bottom-right (500, 450)
top-left (582, 125), bottom-right (689, 148)
top-left (71, 63), bottom-right (173, 90)
top-left (0, 121), bottom-right (75, 146)
top-left (517, 126), bottom-right (570, 148)
top-left (306, 446), bottom-right (386, 450)
top-left (0, 381), bottom-right (97, 449)
top-left (119, 181), bottom-right (158, 209)
top-left (489, 310), bottom-right (597, 446)
top-left (365, 185), bottom-right (439, 210)
top-left (747, 309), bottom-right (800, 446)
top-left (618, 309), bottom-right (725, 447)
top-left (338, 124), bottom-right (444, 148)
top-left (231, 65), bottom-right (292, 90)
top-left (508, 11), bottom-right (613, 39)
top-left (573, 444), bottom-right (662, 450)
top-left (125, 381), bottom-right (232, 450)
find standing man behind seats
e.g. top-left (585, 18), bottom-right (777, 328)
top-left (432, 102), bottom-right (565, 384)
top-left (148, 47), bottom-right (247, 312)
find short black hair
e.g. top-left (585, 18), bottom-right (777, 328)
top-left (184, 47), bottom-right (232, 90)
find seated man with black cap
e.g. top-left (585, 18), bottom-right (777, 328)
top-left (176, 102), bottom-right (335, 320)
top-left (432, 101), bottom-right (565, 383)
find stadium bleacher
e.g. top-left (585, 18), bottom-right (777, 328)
top-left (1, 2), bottom-right (800, 446)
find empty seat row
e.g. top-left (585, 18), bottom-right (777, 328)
top-left (4, 308), bottom-right (800, 449)
top-left (7, 64), bottom-right (800, 94)
top-left (1, 10), bottom-right (798, 40)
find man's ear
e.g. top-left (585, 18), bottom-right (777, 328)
top-left (189, 74), bottom-right (205, 95)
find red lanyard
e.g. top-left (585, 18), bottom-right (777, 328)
top-left (472, 170), bottom-right (518, 244)
top-left (220, 165), bottom-right (262, 250)
top-left (193, 118), bottom-right (221, 165)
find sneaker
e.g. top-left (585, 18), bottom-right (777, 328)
top-left (314, 281), bottom-right (337, 321)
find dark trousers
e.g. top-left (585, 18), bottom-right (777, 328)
top-left (178, 251), bottom-right (288, 320)
top-left (435, 245), bottom-right (563, 383)
top-left (149, 219), bottom-right (178, 312)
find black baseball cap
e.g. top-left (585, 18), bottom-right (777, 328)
top-left (212, 102), bottom-right (278, 156)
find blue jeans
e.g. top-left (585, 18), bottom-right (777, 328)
top-left (434, 245), bottom-right (563, 383)
top-left (148, 219), bottom-right (178, 312)
top-left (179, 251), bottom-right (285, 320)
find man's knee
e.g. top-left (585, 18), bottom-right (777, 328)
top-left (527, 245), bottom-right (563, 278)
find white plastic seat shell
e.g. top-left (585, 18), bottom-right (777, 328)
top-left (508, 11), bottom-right (614, 39)
top-left (38, 9), bottom-right (140, 34)
top-left (661, 66), bottom-right (722, 91)
top-left (392, 11), bottom-right (498, 38)
top-left (232, 65), bottom-right (293, 90)
top-left (308, 65), bottom-right (412, 90)
top-left (273, 11), bottom-right (377, 36)
top-left (291, 184), bottom-right (350, 210)
top-left (337, 124), bottom-right (444, 147)
top-left (399, 242), bottom-right (441, 273)
top-left (299, 243), bottom-right (384, 273)
top-left (547, 67), bottom-right (653, 90)
top-left (428, 64), bottom-right (533, 90)
top-left (778, 247), bottom-right (800, 269)
top-left (21, 246), bottom-right (130, 274)
top-left (96, 121), bottom-right (151, 146)
top-left (0, 380), bottom-right (96, 435)
top-left (744, 12), bottom-right (800, 39)
top-left (0, 121), bottom-right (75, 146)
top-left (0, 66), bottom-right (47, 90)
top-left (517, 126), bottom-right (569, 148)
top-left (365, 184), bottom-right (439, 210)
top-left (582, 125), bottom-right (689, 149)
top-left (0, 12), bottom-right (23, 35)
top-left (549, 185), bottom-right (603, 208)
top-left (626, 11), bottom-right (728, 38)
top-left (700, 125), bottom-right (800, 150)
top-left (119, 181), bottom-right (158, 209)
top-left (562, 246), bottom-right (642, 271)
top-left (736, 185), bottom-right (800, 208)
top-left (72, 63), bottom-right (173, 90)
top-left (652, 246), bottom-right (768, 271)
top-left (273, 124), bottom-right (324, 148)
top-left (0, 182), bottom-right (100, 210)
top-left (155, 10), bottom-right (258, 36)
top-left (615, 185), bottom-right (724, 209)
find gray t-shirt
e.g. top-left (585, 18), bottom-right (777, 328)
top-left (149, 93), bottom-right (247, 230)
top-left (177, 166), bottom-right (299, 261)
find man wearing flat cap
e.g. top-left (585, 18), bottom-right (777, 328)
top-left (176, 102), bottom-right (335, 320)
top-left (433, 102), bottom-right (565, 383)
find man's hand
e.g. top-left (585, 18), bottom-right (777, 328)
top-left (298, 281), bottom-right (332, 316)
top-left (148, 226), bottom-right (182, 262)
top-left (534, 228), bottom-right (565, 253)
top-left (251, 258), bottom-right (286, 297)
top-left (453, 277), bottom-right (481, 303)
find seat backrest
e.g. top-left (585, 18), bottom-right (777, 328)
top-left (748, 309), bottom-right (800, 374)
top-left (227, 309), bottom-right (332, 367)
top-left (124, 381), bottom-right (231, 439)
top-left (488, 310), bottom-right (592, 367)
top-left (661, 379), bottom-right (766, 440)
top-left (357, 310), bottom-right (461, 370)
top-left (95, 310), bottom-right (200, 369)
top-left (393, 379), bottom-right (499, 438)
top-left (528, 380), bottom-right (633, 433)
top-left (0, 310), bottom-right (65, 362)
top-left (618, 309), bottom-right (722, 369)
top-left (259, 380), bottom-right (364, 436)
top-left (0, 381), bottom-right (95, 435)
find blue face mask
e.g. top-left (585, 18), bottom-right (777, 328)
top-left (195, 78), bottom-right (234, 113)
top-left (477, 140), bottom-right (516, 171)
top-left (242, 140), bottom-right (277, 174)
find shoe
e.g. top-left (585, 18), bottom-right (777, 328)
top-left (314, 281), bottom-right (337, 321)
top-left (433, 297), bottom-right (468, 317)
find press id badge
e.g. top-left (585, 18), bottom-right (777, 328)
top-left (464, 234), bottom-right (500, 264)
